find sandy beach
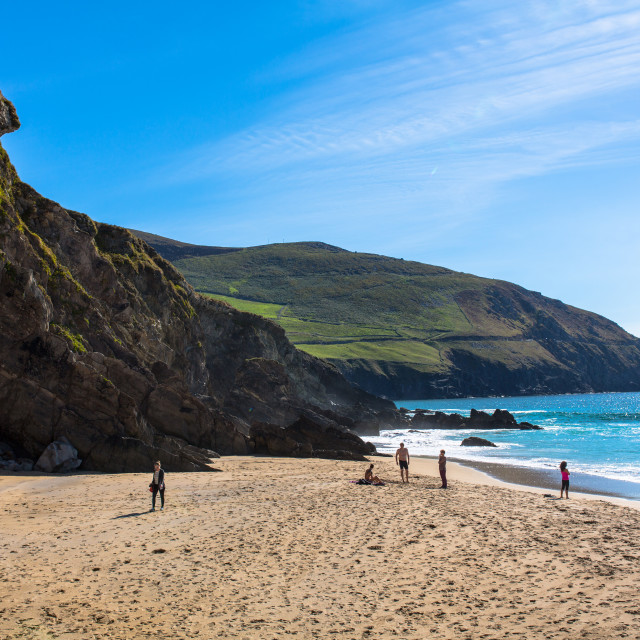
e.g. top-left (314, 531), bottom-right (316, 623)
top-left (2, 456), bottom-right (640, 640)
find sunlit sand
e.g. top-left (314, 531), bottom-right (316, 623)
top-left (2, 457), bottom-right (639, 639)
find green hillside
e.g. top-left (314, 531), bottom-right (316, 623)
top-left (134, 234), bottom-right (640, 399)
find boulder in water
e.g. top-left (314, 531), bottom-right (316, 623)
top-left (461, 436), bottom-right (497, 447)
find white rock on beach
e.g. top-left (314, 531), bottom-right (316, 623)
top-left (35, 439), bottom-right (82, 473)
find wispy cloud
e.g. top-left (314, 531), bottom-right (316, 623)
top-left (141, 0), bottom-right (640, 271)
top-left (164, 0), bottom-right (640, 201)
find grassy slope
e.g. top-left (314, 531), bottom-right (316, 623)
top-left (126, 235), bottom-right (640, 397)
top-left (175, 241), bottom-right (633, 378)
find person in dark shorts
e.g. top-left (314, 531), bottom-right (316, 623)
top-left (438, 449), bottom-right (447, 489)
top-left (149, 460), bottom-right (166, 511)
top-left (560, 461), bottom-right (570, 499)
top-left (395, 442), bottom-right (410, 483)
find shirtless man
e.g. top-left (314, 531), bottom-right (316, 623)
top-left (395, 442), bottom-right (410, 483)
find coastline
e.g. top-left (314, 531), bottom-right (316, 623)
top-left (450, 457), bottom-right (640, 502)
top-left (375, 454), bottom-right (640, 510)
top-left (389, 392), bottom-right (640, 498)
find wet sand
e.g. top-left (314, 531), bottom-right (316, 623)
top-left (2, 456), bottom-right (640, 639)
top-left (413, 456), bottom-right (640, 501)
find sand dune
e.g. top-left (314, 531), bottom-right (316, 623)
top-left (1, 456), bottom-right (639, 639)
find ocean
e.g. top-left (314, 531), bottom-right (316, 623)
top-left (368, 391), bottom-right (640, 500)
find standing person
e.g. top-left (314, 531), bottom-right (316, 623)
top-left (149, 460), bottom-right (166, 511)
top-left (395, 442), bottom-right (410, 483)
top-left (560, 461), bottom-right (570, 499)
top-left (438, 449), bottom-right (447, 489)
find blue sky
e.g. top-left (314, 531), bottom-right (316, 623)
top-left (3, 0), bottom-right (640, 336)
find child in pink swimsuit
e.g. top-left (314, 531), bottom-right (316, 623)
top-left (560, 461), bottom-right (570, 499)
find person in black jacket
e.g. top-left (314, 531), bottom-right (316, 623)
top-left (149, 460), bottom-right (166, 511)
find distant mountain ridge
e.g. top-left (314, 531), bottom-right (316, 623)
top-left (132, 232), bottom-right (640, 399)
top-left (130, 229), bottom-right (241, 261)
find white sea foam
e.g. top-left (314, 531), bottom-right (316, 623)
top-left (387, 392), bottom-right (640, 488)
top-left (371, 427), bottom-right (640, 483)
top-left (511, 410), bottom-right (549, 415)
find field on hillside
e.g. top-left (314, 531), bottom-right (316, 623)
top-left (186, 244), bottom-right (506, 372)
top-left (202, 291), bottom-right (545, 373)
top-left (140, 239), bottom-right (640, 398)
top-left (183, 241), bottom-right (630, 373)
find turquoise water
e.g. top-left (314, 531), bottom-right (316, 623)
top-left (369, 392), bottom-right (640, 487)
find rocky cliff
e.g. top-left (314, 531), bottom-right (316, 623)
top-left (0, 92), bottom-right (399, 472)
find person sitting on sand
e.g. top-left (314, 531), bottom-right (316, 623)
top-left (395, 442), bottom-right (410, 483)
top-left (149, 460), bottom-right (166, 512)
top-left (364, 463), bottom-right (381, 484)
top-left (560, 461), bottom-right (570, 499)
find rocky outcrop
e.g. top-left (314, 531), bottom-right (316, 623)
top-left (0, 442), bottom-right (33, 471)
top-left (250, 416), bottom-right (376, 460)
top-left (330, 348), bottom-right (640, 400)
top-left (0, 92), bottom-right (400, 472)
top-left (410, 409), bottom-right (541, 430)
top-left (35, 438), bottom-right (82, 473)
top-left (0, 91), bottom-right (20, 136)
top-left (461, 437), bottom-right (497, 447)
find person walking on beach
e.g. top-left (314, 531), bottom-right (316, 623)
top-left (149, 460), bottom-right (166, 511)
top-left (560, 461), bottom-right (570, 499)
top-left (438, 449), bottom-right (447, 489)
top-left (396, 443), bottom-right (410, 483)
